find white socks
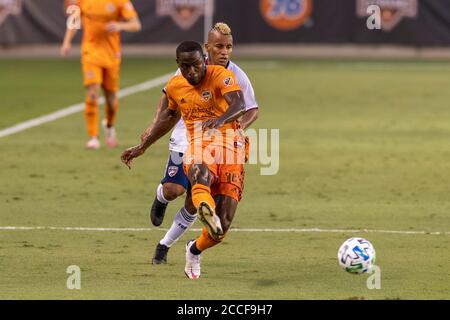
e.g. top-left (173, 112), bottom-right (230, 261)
top-left (160, 207), bottom-right (197, 248)
top-left (156, 183), bottom-right (169, 204)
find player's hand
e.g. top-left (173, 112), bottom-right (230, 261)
top-left (60, 43), bottom-right (71, 57)
top-left (121, 145), bottom-right (145, 170)
top-left (106, 22), bottom-right (122, 33)
top-left (202, 118), bottom-right (225, 131)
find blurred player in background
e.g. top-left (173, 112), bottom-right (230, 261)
top-left (122, 40), bottom-right (247, 279)
top-left (60, 0), bottom-right (141, 149)
top-left (140, 23), bottom-right (259, 265)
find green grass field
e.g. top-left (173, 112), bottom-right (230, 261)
top-left (0, 58), bottom-right (449, 300)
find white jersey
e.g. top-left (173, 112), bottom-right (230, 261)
top-left (167, 61), bottom-right (259, 153)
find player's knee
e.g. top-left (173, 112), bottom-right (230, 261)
top-left (86, 88), bottom-right (99, 102)
top-left (190, 164), bottom-right (212, 185)
top-left (163, 183), bottom-right (186, 201)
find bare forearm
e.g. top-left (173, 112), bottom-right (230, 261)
top-left (240, 108), bottom-right (259, 130)
top-left (219, 91), bottom-right (246, 125)
top-left (63, 28), bottom-right (77, 45)
top-left (140, 101), bottom-right (180, 150)
top-left (141, 117), bottom-right (179, 149)
top-left (141, 96), bottom-right (179, 142)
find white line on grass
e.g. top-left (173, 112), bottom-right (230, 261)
top-left (0, 73), bottom-right (172, 138)
top-left (0, 226), bottom-right (448, 236)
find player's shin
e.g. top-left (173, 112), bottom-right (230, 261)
top-left (160, 207), bottom-right (197, 247)
top-left (85, 98), bottom-right (99, 138)
top-left (191, 184), bottom-right (215, 210)
top-left (191, 184), bottom-right (223, 239)
top-left (105, 99), bottom-right (118, 128)
top-left (196, 227), bottom-right (225, 252)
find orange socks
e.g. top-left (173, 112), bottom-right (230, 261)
top-left (85, 98), bottom-right (99, 137)
top-left (191, 184), bottom-right (215, 210)
top-left (85, 97), bottom-right (118, 136)
top-left (191, 185), bottom-right (223, 253)
top-left (105, 99), bottom-right (118, 128)
top-left (196, 227), bottom-right (223, 251)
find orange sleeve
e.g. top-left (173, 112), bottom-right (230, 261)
top-left (118, 0), bottom-right (138, 20)
top-left (165, 80), bottom-right (179, 111)
top-left (215, 69), bottom-right (241, 96)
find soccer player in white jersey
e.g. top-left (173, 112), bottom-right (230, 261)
top-left (140, 23), bottom-right (259, 264)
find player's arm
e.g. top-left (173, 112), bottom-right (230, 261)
top-left (106, 16), bottom-right (141, 33)
top-left (60, 28), bottom-right (78, 57)
top-left (121, 98), bottom-right (181, 169)
top-left (140, 94), bottom-right (180, 143)
top-left (240, 108), bottom-right (259, 130)
top-left (202, 90), bottom-right (246, 130)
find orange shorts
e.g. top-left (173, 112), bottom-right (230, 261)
top-left (183, 141), bottom-right (246, 202)
top-left (82, 61), bottom-right (120, 92)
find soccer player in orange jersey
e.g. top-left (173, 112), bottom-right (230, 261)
top-left (121, 41), bottom-right (247, 279)
top-left (60, 0), bottom-right (141, 149)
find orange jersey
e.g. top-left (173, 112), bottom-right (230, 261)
top-left (77, 0), bottom-right (137, 68)
top-left (166, 65), bottom-right (242, 147)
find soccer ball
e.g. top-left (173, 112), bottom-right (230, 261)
top-left (337, 237), bottom-right (376, 274)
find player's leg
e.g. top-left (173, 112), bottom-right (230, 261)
top-left (187, 163), bottom-right (223, 239)
top-left (82, 62), bottom-right (102, 149)
top-left (102, 65), bottom-right (120, 148)
top-left (151, 151), bottom-right (187, 226)
top-left (85, 84), bottom-right (101, 149)
top-left (152, 189), bottom-right (197, 265)
top-left (184, 163), bottom-right (244, 279)
top-left (187, 195), bottom-right (237, 253)
top-left (151, 152), bottom-right (192, 264)
top-left (184, 163), bottom-right (224, 280)
top-left (102, 89), bottom-right (118, 148)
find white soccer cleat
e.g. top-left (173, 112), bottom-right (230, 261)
top-left (198, 201), bottom-right (223, 241)
top-left (85, 137), bottom-right (100, 150)
top-left (102, 119), bottom-right (118, 148)
top-left (184, 240), bottom-right (201, 280)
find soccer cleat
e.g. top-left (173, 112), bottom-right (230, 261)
top-left (152, 243), bottom-right (169, 265)
top-left (102, 119), bottom-right (118, 148)
top-left (198, 201), bottom-right (223, 241)
top-left (184, 240), bottom-right (201, 280)
top-left (150, 197), bottom-right (168, 227)
top-left (85, 137), bottom-right (100, 150)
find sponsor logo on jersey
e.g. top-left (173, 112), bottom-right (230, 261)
top-left (259, 0), bottom-right (313, 31)
top-left (223, 77), bottom-right (234, 87)
top-left (201, 90), bottom-right (212, 102)
top-left (356, 0), bottom-right (418, 31)
top-left (168, 166), bottom-right (179, 177)
top-left (0, 0), bottom-right (22, 27)
top-left (156, 0), bottom-right (214, 30)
